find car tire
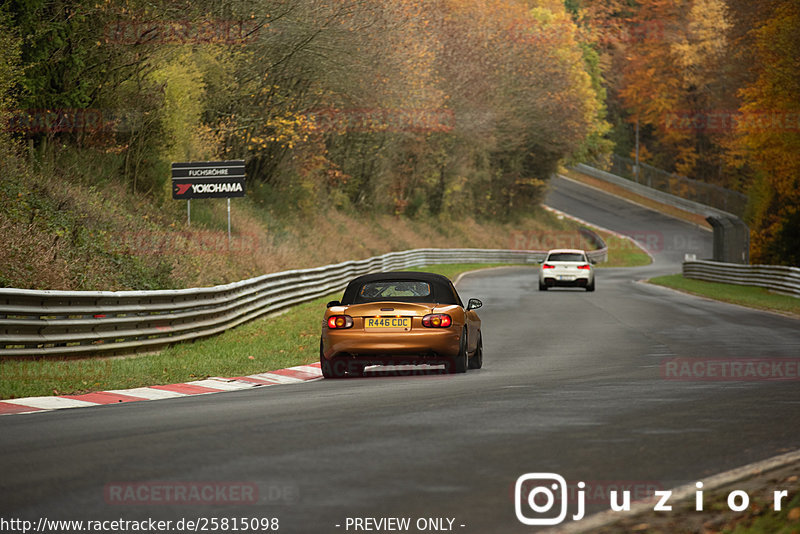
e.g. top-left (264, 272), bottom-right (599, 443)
top-left (448, 329), bottom-right (469, 374)
top-left (586, 279), bottom-right (595, 292)
top-left (320, 339), bottom-right (344, 378)
top-left (468, 333), bottom-right (483, 370)
top-left (539, 281), bottom-right (548, 291)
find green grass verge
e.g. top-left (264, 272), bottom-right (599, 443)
top-left (0, 263), bottom-right (507, 400)
top-left (649, 274), bottom-right (800, 317)
top-left (597, 229), bottom-right (653, 268)
top-left (723, 491), bottom-right (800, 533)
top-left (0, 293), bottom-right (331, 400)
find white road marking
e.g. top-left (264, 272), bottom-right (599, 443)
top-left (247, 373), bottom-right (305, 384)
top-left (2, 396), bottom-right (99, 410)
top-left (187, 379), bottom-right (258, 391)
top-left (106, 387), bottom-right (188, 400)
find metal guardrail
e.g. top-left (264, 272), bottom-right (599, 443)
top-left (571, 163), bottom-right (732, 219)
top-left (608, 154), bottom-right (748, 218)
top-left (1, 243), bottom-right (607, 358)
top-left (683, 260), bottom-right (800, 298)
top-left (573, 162), bottom-right (797, 294)
top-left (570, 162), bottom-right (750, 264)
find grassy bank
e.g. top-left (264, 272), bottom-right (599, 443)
top-left (727, 489), bottom-right (800, 534)
top-left (593, 460), bottom-right (800, 534)
top-left (1, 157), bottom-right (596, 291)
top-left (649, 274), bottom-right (800, 318)
top-left (594, 227), bottom-right (652, 268)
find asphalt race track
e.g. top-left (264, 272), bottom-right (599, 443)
top-left (2, 177), bottom-right (799, 533)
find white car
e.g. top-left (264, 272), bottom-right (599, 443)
top-left (539, 249), bottom-right (595, 292)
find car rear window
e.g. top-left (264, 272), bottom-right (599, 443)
top-left (547, 252), bottom-right (586, 262)
top-left (355, 280), bottom-right (432, 302)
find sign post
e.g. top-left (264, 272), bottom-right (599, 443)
top-left (172, 160), bottom-right (246, 247)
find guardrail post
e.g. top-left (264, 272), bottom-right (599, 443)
top-left (731, 217), bottom-right (750, 264)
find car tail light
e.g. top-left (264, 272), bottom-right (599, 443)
top-left (542, 264), bottom-right (555, 269)
top-left (327, 315), bottom-right (353, 329)
top-left (422, 314), bottom-right (452, 328)
top-left (577, 264), bottom-right (592, 270)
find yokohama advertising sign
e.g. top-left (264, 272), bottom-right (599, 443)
top-left (172, 161), bottom-right (246, 199)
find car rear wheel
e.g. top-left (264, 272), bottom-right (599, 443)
top-left (320, 339), bottom-right (345, 379)
top-left (468, 333), bottom-right (483, 370)
top-left (586, 279), bottom-right (595, 292)
top-left (448, 329), bottom-right (468, 374)
top-left (539, 281), bottom-right (548, 291)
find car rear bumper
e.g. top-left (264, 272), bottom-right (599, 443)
top-left (322, 328), bottom-right (461, 361)
top-left (542, 275), bottom-right (592, 287)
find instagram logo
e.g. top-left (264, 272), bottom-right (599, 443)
top-left (515, 473), bottom-right (584, 526)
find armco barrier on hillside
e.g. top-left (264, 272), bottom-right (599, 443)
top-left (0, 245), bottom-right (607, 359)
top-left (573, 161), bottom-right (797, 296)
top-left (571, 162), bottom-right (750, 264)
top-left (683, 260), bottom-right (800, 298)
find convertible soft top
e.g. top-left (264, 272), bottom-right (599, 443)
top-left (340, 271), bottom-right (462, 306)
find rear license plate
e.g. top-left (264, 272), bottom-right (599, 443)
top-left (558, 275), bottom-right (576, 281)
top-left (365, 317), bottom-right (411, 330)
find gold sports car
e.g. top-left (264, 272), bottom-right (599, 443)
top-left (320, 272), bottom-right (483, 378)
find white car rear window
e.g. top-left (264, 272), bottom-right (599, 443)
top-left (547, 253), bottom-right (586, 262)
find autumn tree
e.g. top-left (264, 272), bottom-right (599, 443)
top-left (728, 1), bottom-right (800, 265)
top-left (5, 0), bottom-right (610, 220)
